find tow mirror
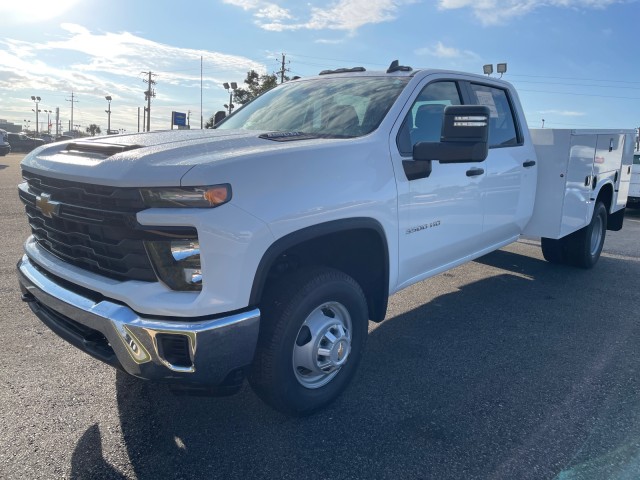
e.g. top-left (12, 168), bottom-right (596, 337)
top-left (413, 105), bottom-right (489, 163)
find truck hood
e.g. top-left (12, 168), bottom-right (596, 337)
top-left (20, 129), bottom-right (334, 187)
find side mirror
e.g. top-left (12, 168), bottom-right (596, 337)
top-left (413, 105), bottom-right (489, 163)
top-left (214, 110), bottom-right (227, 125)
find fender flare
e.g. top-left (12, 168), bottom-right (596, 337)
top-left (249, 218), bottom-right (390, 321)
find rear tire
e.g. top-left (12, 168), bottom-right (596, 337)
top-left (249, 267), bottom-right (368, 416)
top-left (564, 201), bottom-right (608, 269)
top-left (541, 237), bottom-right (567, 264)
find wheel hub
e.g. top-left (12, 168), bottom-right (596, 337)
top-left (292, 302), bottom-right (352, 389)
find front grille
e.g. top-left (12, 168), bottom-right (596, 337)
top-left (19, 171), bottom-right (195, 282)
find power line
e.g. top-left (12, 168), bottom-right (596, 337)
top-left (508, 73), bottom-right (640, 85)
top-left (518, 88), bottom-right (640, 101)
top-left (512, 79), bottom-right (640, 91)
top-left (287, 52), bottom-right (387, 67)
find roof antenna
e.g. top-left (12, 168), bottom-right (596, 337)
top-left (387, 60), bottom-right (412, 74)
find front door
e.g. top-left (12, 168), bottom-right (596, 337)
top-left (390, 78), bottom-right (485, 290)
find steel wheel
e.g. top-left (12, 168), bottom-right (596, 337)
top-left (292, 302), bottom-right (352, 389)
top-left (589, 213), bottom-right (604, 257)
top-left (249, 267), bottom-right (368, 416)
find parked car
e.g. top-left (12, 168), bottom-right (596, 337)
top-left (8, 133), bottom-right (45, 153)
top-left (0, 129), bottom-right (10, 156)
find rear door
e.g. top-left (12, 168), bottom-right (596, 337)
top-left (463, 81), bottom-right (537, 244)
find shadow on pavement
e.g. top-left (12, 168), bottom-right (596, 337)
top-left (70, 424), bottom-right (126, 480)
top-left (70, 251), bottom-right (640, 479)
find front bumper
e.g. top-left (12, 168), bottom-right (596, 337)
top-left (17, 254), bottom-right (260, 388)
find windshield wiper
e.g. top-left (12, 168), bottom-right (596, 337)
top-left (259, 131), bottom-right (321, 142)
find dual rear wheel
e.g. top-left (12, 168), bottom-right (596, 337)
top-left (541, 201), bottom-right (608, 269)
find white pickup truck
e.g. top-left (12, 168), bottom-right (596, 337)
top-left (629, 150), bottom-right (640, 206)
top-left (17, 61), bottom-right (634, 415)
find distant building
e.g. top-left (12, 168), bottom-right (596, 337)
top-left (0, 119), bottom-right (21, 133)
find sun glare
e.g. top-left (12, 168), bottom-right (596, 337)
top-left (0, 0), bottom-right (81, 24)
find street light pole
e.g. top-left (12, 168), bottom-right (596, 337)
top-left (31, 95), bottom-right (41, 135)
top-left (43, 110), bottom-right (52, 133)
top-left (105, 95), bottom-right (112, 134)
top-left (223, 82), bottom-right (238, 115)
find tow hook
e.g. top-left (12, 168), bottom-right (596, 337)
top-left (21, 292), bottom-right (36, 303)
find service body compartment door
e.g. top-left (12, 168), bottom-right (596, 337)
top-left (562, 134), bottom-right (596, 235)
top-left (594, 133), bottom-right (633, 209)
top-left (523, 129), bottom-right (596, 239)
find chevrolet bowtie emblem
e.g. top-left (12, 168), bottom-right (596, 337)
top-left (35, 193), bottom-right (60, 218)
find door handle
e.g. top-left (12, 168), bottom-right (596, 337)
top-left (523, 160), bottom-right (536, 168)
top-left (466, 167), bottom-right (484, 177)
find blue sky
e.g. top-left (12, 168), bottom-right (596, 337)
top-left (1, 0), bottom-right (638, 135)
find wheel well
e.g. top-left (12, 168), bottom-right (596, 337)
top-left (596, 183), bottom-right (613, 212)
top-left (251, 221), bottom-right (389, 322)
top-left (597, 182), bottom-right (626, 231)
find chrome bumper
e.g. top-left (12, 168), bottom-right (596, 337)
top-left (17, 255), bottom-right (260, 388)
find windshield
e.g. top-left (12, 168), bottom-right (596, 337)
top-left (216, 76), bottom-right (410, 138)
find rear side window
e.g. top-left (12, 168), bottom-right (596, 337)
top-left (469, 84), bottom-right (519, 148)
top-left (633, 155), bottom-right (640, 165)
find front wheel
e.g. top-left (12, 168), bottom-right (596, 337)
top-left (248, 267), bottom-right (368, 416)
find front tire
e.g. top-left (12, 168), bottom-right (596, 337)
top-left (565, 201), bottom-right (608, 269)
top-left (249, 267), bottom-right (368, 416)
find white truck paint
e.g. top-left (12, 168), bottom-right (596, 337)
top-left (16, 65), bottom-right (634, 415)
top-left (629, 150), bottom-right (640, 205)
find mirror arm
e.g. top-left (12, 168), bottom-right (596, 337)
top-left (402, 159), bottom-right (432, 180)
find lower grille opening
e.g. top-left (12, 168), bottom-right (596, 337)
top-left (35, 301), bottom-right (115, 361)
top-left (156, 334), bottom-right (192, 369)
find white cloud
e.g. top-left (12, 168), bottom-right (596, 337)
top-left (0, 24), bottom-right (269, 131)
top-left (315, 38), bottom-right (347, 44)
top-left (539, 109), bottom-right (586, 116)
top-left (415, 41), bottom-right (480, 60)
top-left (223, 0), bottom-right (294, 21)
top-left (437, 0), bottom-right (626, 25)
top-left (226, 0), bottom-right (416, 32)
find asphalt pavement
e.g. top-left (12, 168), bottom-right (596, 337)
top-left (1, 152), bottom-right (640, 479)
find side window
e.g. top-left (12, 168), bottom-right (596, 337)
top-left (396, 81), bottom-right (461, 156)
top-left (469, 84), bottom-right (519, 148)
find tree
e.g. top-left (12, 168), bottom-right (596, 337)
top-left (86, 124), bottom-right (101, 136)
top-left (205, 70), bottom-right (286, 128)
top-left (233, 70), bottom-right (280, 105)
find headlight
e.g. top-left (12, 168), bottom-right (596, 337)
top-left (140, 184), bottom-right (231, 208)
top-left (145, 239), bottom-right (202, 291)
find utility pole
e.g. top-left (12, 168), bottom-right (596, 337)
top-left (276, 53), bottom-right (289, 84)
top-left (66, 91), bottom-right (78, 135)
top-left (142, 71), bottom-right (157, 132)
